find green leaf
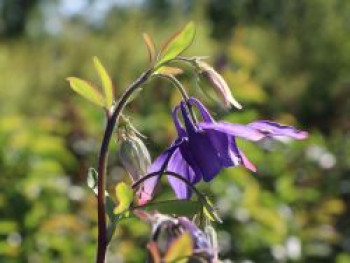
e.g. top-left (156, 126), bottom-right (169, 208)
top-left (114, 182), bottom-right (134, 215)
top-left (203, 197), bottom-right (222, 223)
top-left (156, 21), bottom-right (195, 67)
top-left (138, 200), bottom-right (200, 217)
top-left (164, 232), bottom-right (193, 263)
top-left (87, 168), bottom-right (98, 195)
top-left (93, 56), bottom-right (114, 108)
top-left (66, 77), bottom-right (105, 107)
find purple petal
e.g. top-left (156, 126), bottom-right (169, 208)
top-left (178, 140), bottom-right (203, 184)
top-left (188, 97), bottom-right (215, 123)
top-left (138, 144), bottom-right (177, 205)
top-left (167, 148), bottom-right (195, 199)
top-left (171, 105), bottom-right (186, 137)
top-left (182, 131), bottom-right (223, 182)
top-left (239, 150), bottom-right (257, 172)
top-left (178, 217), bottom-right (212, 251)
top-left (247, 121), bottom-right (308, 140)
top-left (205, 129), bottom-right (235, 168)
top-left (199, 122), bottom-right (265, 141)
top-left (180, 101), bottom-right (197, 134)
top-left (230, 139), bottom-right (257, 172)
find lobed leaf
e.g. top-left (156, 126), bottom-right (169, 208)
top-left (66, 77), bottom-right (105, 107)
top-left (164, 232), bottom-right (193, 263)
top-left (156, 21), bottom-right (195, 68)
top-left (114, 182), bottom-right (134, 215)
top-left (93, 56), bottom-right (114, 108)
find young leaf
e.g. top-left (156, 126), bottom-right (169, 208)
top-left (156, 21), bottom-right (196, 68)
top-left (164, 232), bottom-right (193, 263)
top-left (143, 33), bottom-right (156, 63)
top-left (93, 56), bottom-right (114, 108)
top-left (155, 66), bottom-right (184, 76)
top-left (87, 168), bottom-right (98, 195)
top-left (114, 182), bottom-right (134, 215)
top-left (138, 200), bottom-right (200, 217)
top-left (66, 77), bottom-right (105, 107)
top-left (203, 197), bottom-right (222, 223)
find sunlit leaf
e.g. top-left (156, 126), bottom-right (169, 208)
top-left (66, 77), bottom-right (105, 107)
top-left (155, 66), bottom-right (184, 76)
top-left (93, 56), bottom-right (114, 108)
top-left (203, 197), bottom-right (222, 223)
top-left (87, 168), bottom-right (98, 195)
top-left (114, 182), bottom-right (134, 215)
top-left (143, 33), bottom-right (156, 63)
top-left (164, 232), bottom-right (193, 263)
top-left (156, 21), bottom-right (195, 67)
top-left (137, 200), bottom-right (200, 217)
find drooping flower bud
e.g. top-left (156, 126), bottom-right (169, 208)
top-left (135, 210), bottom-right (216, 262)
top-left (119, 132), bottom-right (151, 183)
top-left (196, 60), bottom-right (242, 110)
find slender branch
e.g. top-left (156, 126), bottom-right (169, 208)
top-left (132, 170), bottom-right (206, 202)
top-left (155, 73), bottom-right (190, 100)
top-left (96, 68), bottom-right (152, 263)
top-left (133, 170), bottom-right (221, 224)
top-left (155, 73), bottom-right (198, 124)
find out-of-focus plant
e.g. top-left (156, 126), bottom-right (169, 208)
top-left (67, 22), bottom-right (307, 263)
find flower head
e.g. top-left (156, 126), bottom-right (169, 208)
top-left (139, 97), bottom-right (308, 204)
top-left (135, 210), bottom-right (215, 262)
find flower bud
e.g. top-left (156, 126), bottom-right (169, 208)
top-left (135, 211), bottom-right (216, 262)
top-left (119, 132), bottom-right (151, 182)
top-left (197, 60), bottom-right (242, 110)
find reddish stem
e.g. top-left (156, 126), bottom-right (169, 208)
top-left (96, 69), bottom-right (152, 263)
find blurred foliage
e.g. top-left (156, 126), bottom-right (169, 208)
top-left (0, 0), bottom-right (350, 262)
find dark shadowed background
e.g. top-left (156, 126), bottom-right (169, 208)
top-left (1, 0), bottom-right (350, 262)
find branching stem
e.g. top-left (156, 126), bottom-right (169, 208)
top-left (96, 68), bottom-right (152, 263)
top-left (132, 170), bottom-right (206, 205)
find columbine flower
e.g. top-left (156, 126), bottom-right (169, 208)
top-left (135, 210), bottom-right (215, 262)
top-left (139, 97), bottom-right (308, 204)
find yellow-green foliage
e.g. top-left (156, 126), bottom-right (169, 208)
top-left (1, 0), bottom-right (350, 262)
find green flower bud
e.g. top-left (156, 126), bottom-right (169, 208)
top-left (196, 60), bottom-right (242, 110)
top-left (119, 132), bottom-right (151, 182)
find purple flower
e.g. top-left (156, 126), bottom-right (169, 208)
top-left (139, 97), bottom-right (308, 204)
top-left (134, 210), bottom-right (215, 261)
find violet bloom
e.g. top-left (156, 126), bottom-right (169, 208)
top-left (135, 210), bottom-right (215, 261)
top-left (139, 97), bottom-right (307, 204)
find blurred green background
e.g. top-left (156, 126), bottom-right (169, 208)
top-left (1, 0), bottom-right (350, 262)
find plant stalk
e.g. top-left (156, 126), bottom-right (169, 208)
top-left (96, 68), bottom-right (152, 263)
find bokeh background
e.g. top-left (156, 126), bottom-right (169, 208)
top-left (1, 0), bottom-right (350, 262)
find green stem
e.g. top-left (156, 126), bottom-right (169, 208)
top-left (132, 170), bottom-right (207, 205)
top-left (155, 73), bottom-right (198, 124)
top-left (156, 73), bottom-right (190, 100)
